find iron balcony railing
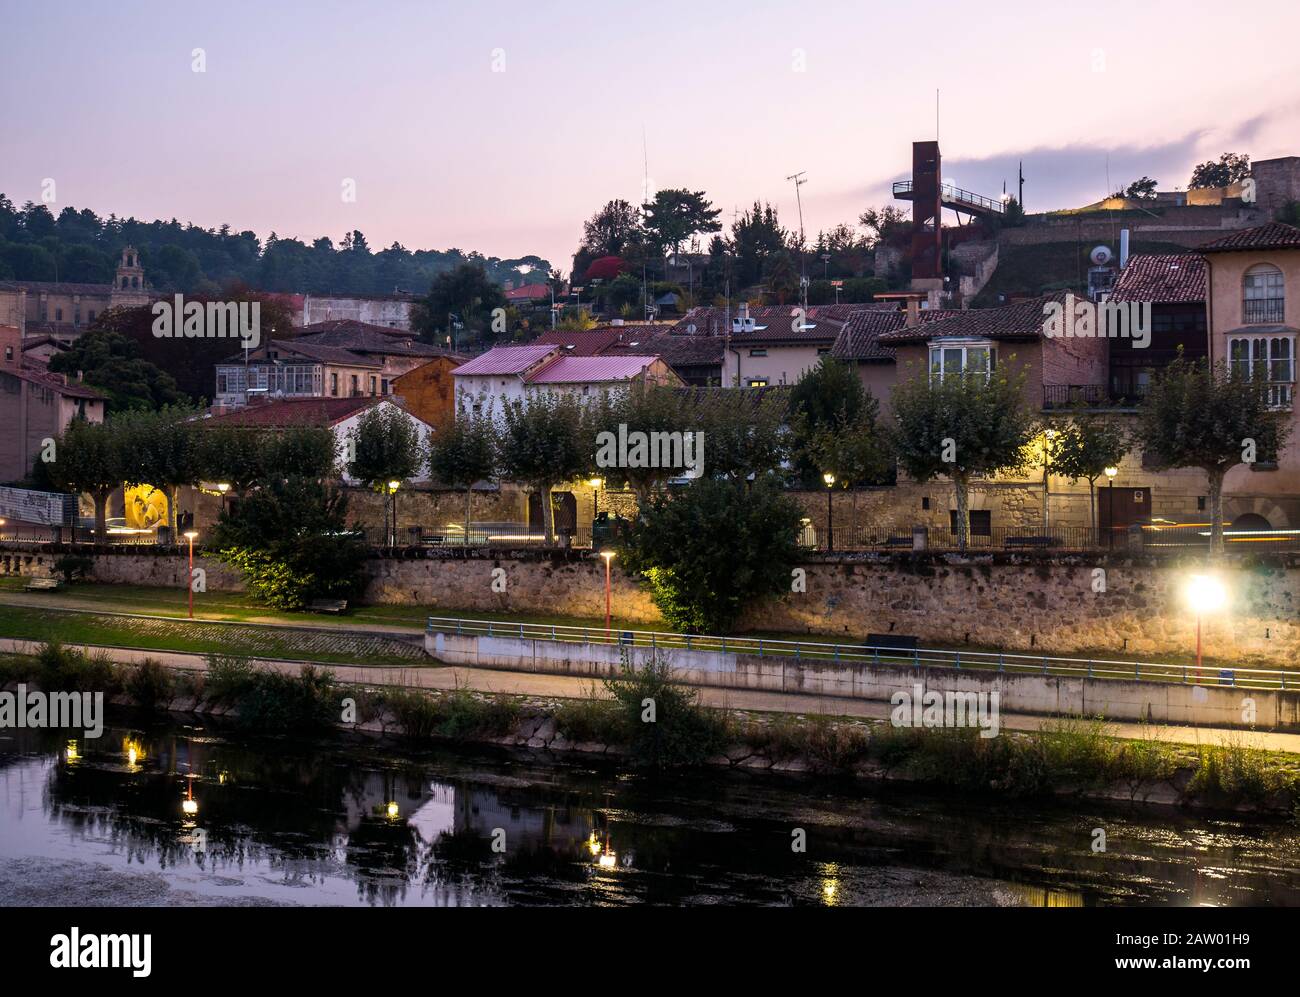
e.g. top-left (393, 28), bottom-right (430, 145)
top-left (1243, 299), bottom-right (1286, 324)
top-left (893, 180), bottom-right (1005, 215)
top-left (427, 616), bottom-right (1296, 690)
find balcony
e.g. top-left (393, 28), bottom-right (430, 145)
top-left (1243, 299), bottom-right (1285, 324)
top-left (1043, 384), bottom-right (1113, 410)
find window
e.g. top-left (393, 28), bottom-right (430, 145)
top-left (950, 509), bottom-right (992, 536)
top-left (929, 341), bottom-right (996, 382)
top-left (217, 374), bottom-right (227, 394)
top-left (749, 348), bottom-right (768, 357)
top-left (817, 347), bottom-right (831, 355)
top-left (381, 378), bottom-right (389, 394)
top-left (3, 346), bottom-right (11, 361)
top-left (330, 372), bottom-right (339, 396)
top-left (369, 375), bottom-right (378, 395)
top-left (350, 375), bottom-right (359, 395)
top-left (746, 378), bottom-right (768, 387)
top-left (1229, 334), bottom-right (1294, 407)
top-left (1243, 264), bottom-right (1285, 324)
top-left (55, 308), bottom-right (63, 321)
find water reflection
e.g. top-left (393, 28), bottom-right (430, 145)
top-left (1, 721), bottom-right (1298, 906)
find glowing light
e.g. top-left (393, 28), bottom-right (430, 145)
top-left (386, 801), bottom-right (400, 819)
top-left (822, 472), bottom-right (836, 487)
top-left (182, 798), bottom-right (198, 816)
top-left (64, 741), bottom-right (79, 763)
top-left (217, 482), bottom-right (230, 494)
top-left (1185, 575), bottom-right (1227, 614)
top-left (589, 477), bottom-right (603, 489)
top-left (123, 737), bottom-right (145, 766)
top-left (598, 852), bottom-right (617, 868)
top-left (1104, 466), bottom-right (1118, 480)
top-left (599, 550), bottom-right (615, 563)
top-left (183, 530), bottom-right (198, 541)
top-left (587, 833), bottom-right (603, 856)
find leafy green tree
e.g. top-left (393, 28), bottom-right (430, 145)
top-left (273, 425), bottom-right (338, 480)
top-left (592, 384), bottom-right (700, 505)
top-left (694, 389), bottom-right (788, 480)
top-left (789, 358), bottom-right (879, 484)
top-left (411, 262), bottom-right (507, 347)
top-left (581, 198), bottom-right (643, 258)
top-left (1189, 153), bottom-right (1251, 190)
top-left (347, 405), bottom-right (424, 545)
top-left (1138, 357), bottom-right (1289, 555)
top-left (889, 364), bottom-right (1035, 550)
top-left (429, 407), bottom-right (498, 543)
top-left (857, 205), bottom-right (910, 247)
top-left (498, 393), bottom-right (587, 543)
top-left (641, 188), bottom-right (722, 259)
top-left (47, 419), bottom-right (126, 541)
top-left (195, 426), bottom-right (268, 494)
top-left (730, 201), bottom-right (788, 286)
top-left (210, 476), bottom-right (366, 609)
top-left (1123, 177), bottom-right (1159, 200)
top-left (47, 328), bottom-right (187, 412)
top-left (1047, 415), bottom-right (1131, 531)
top-left (621, 478), bottom-right (802, 632)
top-left (118, 407), bottom-right (203, 534)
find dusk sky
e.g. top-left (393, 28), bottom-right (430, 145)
top-left (4, 0), bottom-right (1299, 274)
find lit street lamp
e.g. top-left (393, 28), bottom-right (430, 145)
top-left (1042, 428), bottom-right (1058, 532)
top-left (599, 550), bottom-right (615, 637)
top-left (183, 530), bottom-right (199, 619)
top-left (822, 472), bottom-right (836, 552)
top-left (588, 477), bottom-right (603, 543)
top-left (1104, 466), bottom-right (1118, 548)
top-left (1185, 574), bottom-right (1226, 679)
top-left (388, 480), bottom-right (401, 547)
top-left (217, 482), bottom-right (230, 516)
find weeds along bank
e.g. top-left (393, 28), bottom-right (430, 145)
top-left (5, 643), bottom-right (1299, 815)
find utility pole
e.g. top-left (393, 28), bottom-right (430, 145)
top-left (1018, 161), bottom-right (1025, 210)
top-left (786, 171), bottom-right (808, 309)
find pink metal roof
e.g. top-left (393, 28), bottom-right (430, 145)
top-left (526, 355), bottom-right (659, 384)
top-left (452, 344), bottom-right (556, 376)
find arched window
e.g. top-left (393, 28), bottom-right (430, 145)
top-left (1243, 263), bottom-right (1285, 324)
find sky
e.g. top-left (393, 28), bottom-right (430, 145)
top-left (3, 0), bottom-right (1299, 274)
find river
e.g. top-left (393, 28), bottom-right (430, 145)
top-left (2, 718), bottom-right (1298, 906)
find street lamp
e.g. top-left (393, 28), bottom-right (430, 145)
top-left (588, 477), bottom-right (603, 542)
top-left (1184, 574), bottom-right (1226, 679)
top-left (1104, 466), bottom-right (1118, 548)
top-left (388, 480), bottom-right (401, 547)
top-left (217, 482), bottom-right (230, 516)
top-left (0, 517), bottom-right (6, 541)
top-left (183, 530), bottom-right (199, 619)
top-left (1042, 428), bottom-right (1058, 532)
top-left (822, 472), bottom-right (836, 552)
top-left (599, 550), bottom-right (615, 637)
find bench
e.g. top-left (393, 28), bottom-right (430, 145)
top-left (24, 577), bottom-right (61, 592)
top-left (866, 633), bottom-right (918, 651)
top-left (308, 598), bottom-right (348, 614)
top-left (1005, 535), bottom-right (1060, 548)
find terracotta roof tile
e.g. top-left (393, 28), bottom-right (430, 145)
top-left (200, 396), bottom-right (381, 427)
top-left (877, 294), bottom-right (1067, 344)
top-left (1109, 254), bottom-right (1205, 304)
top-left (1199, 222), bottom-right (1300, 253)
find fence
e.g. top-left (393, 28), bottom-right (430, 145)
top-left (426, 616), bottom-right (1297, 691)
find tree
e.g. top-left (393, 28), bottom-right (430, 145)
top-left (581, 199), bottom-right (642, 258)
top-left (497, 393), bottom-right (587, 543)
top-left (210, 476), bottom-right (367, 609)
top-left (620, 478), bottom-right (803, 632)
top-left (1189, 153), bottom-right (1251, 190)
top-left (694, 388), bottom-right (788, 480)
top-left (411, 262), bottom-right (507, 347)
top-left (1138, 357), bottom-right (1289, 555)
top-left (858, 205), bottom-right (909, 247)
top-left (889, 364), bottom-right (1035, 550)
top-left (1048, 415), bottom-right (1131, 532)
top-left (641, 188), bottom-right (722, 259)
top-left (592, 383), bottom-right (697, 505)
top-left (118, 408), bottom-right (204, 534)
top-left (1123, 177), bottom-right (1158, 200)
top-left (47, 328), bottom-right (187, 412)
top-left (429, 407), bottom-right (498, 544)
top-left (731, 201), bottom-right (788, 286)
top-left (789, 358), bottom-right (877, 485)
top-left (347, 405), bottom-right (424, 546)
top-left (47, 419), bottom-right (126, 541)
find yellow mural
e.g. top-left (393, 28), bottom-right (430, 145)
top-left (123, 484), bottom-right (168, 530)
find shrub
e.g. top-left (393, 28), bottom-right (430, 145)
top-left (386, 688), bottom-right (520, 741)
top-left (234, 664), bottom-right (338, 731)
top-left (35, 641), bottom-right (118, 694)
top-left (53, 555), bottom-right (93, 584)
top-left (1187, 735), bottom-right (1288, 806)
top-left (204, 655), bottom-right (257, 701)
top-left (554, 690), bottom-right (625, 744)
top-left (602, 652), bottom-right (730, 769)
top-left (125, 659), bottom-right (175, 712)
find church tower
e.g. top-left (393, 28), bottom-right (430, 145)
top-left (111, 246), bottom-right (150, 305)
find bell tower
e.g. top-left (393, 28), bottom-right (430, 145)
top-left (111, 246), bottom-right (149, 305)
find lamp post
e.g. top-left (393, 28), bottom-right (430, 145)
top-left (1042, 428), bottom-right (1057, 533)
top-left (1103, 466), bottom-right (1118, 548)
top-left (599, 550), bottom-right (615, 637)
top-left (0, 517), bottom-right (6, 542)
top-left (822, 472), bottom-right (836, 552)
top-left (217, 482), bottom-right (230, 516)
top-left (1185, 574), bottom-right (1226, 680)
top-left (183, 530), bottom-right (198, 619)
top-left (588, 477), bottom-right (603, 545)
top-left (388, 480), bottom-right (401, 547)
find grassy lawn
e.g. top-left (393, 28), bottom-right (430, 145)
top-left (0, 604), bottom-right (429, 667)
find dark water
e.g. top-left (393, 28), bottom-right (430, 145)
top-left (1, 719), bottom-right (1298, 906)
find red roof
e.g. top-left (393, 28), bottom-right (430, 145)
top-left (452, 344), bottom-right (557, 376)
top-left (1199, 222), bottom-right (1300, 253)
top-left (529, 328), bottom-right (624, 355)
top-left (10, 360), bottom-right (105, 400)
top-left (1110, 254), bottom-right (1206, 304)
top-left (200, 396), bottom-right (382, 427)
top-left (526, 355), bottom-right (661, 384)
top-left (504, 283), bottom-right (553, 303)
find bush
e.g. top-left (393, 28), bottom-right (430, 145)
top-left (602, 652), bottom-right (730, 769)
top-left (1187, 735), bottom-right (1289, 806)
top-left (386, 688), bottom-right (520, 741)
top-left (125, 659), bottom-right (175, 712)
top-left (234, 664), bottom-right (338, 731)
top-left (35, 641), bottom-right (118, 694)
top-left (53, 555), bottom-right (93, 583)
top-left (554, 690), bottom-right (624, 744)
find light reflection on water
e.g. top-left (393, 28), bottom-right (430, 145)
top-left (1, 721), bottom-right (1299, 907)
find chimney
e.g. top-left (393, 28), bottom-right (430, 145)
top-left (1119, 229), bottom-right (1130, 269)
top-left (738, 302), bottom-right (750, 322)
top-left (0, 324), bottom-right (19, 366)
top-left (904, 298), bottom-right (920, 328)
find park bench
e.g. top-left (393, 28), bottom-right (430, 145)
top-left (866, 633), bottom-right (918, 652)
top-left (24, 577), bottom-right (61, 592)
top-left (308, 598), bottom-right (348, 614)
top-left (1005, 535), bottom-right (1059, 549)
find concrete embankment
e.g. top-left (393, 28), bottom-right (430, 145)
top-left (427, 630), bottom-right (1300, 733)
